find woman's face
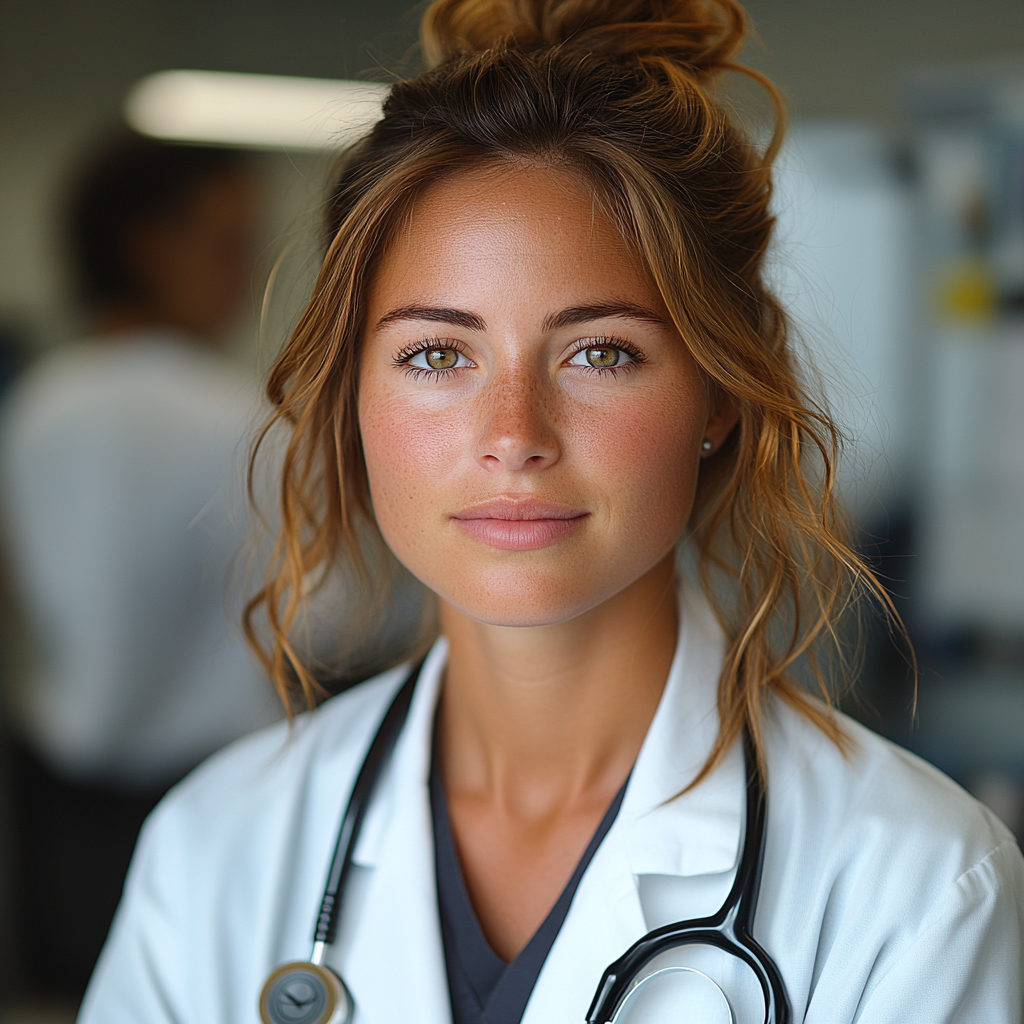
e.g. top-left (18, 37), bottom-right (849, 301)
top-left (358, 163), bottom-right (733, 627)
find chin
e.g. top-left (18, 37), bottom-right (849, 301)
top-left (451, 599), bottom-right (590, 629)
top-left (424, 559), bottom-right (632, 629)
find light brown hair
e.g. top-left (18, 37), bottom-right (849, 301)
top-left (246, 0), bottom-right (903, 781)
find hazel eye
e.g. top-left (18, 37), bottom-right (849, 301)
top-left (407, 347), bottom-right (470, 371)
top-left (426, 348), bottom-right (458, 369)
top-left (585, 346), bottom-right (620, 367)
top-left (568, 344), bottom-right (635, 370)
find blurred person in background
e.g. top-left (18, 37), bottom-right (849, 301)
top-left (0, 131), bottom-right (282, 998)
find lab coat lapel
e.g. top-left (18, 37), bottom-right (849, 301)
top-left (619, 587), bottom-right (744, 881)
top-left (522, 824), bottom-right (647, 1024)
top-left (337, 641), bottom-right (452, 1024)
top-left (522, 586), bottom-right (745, 1024)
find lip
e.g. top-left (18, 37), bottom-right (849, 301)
top-left (450, 497), bottom-right (589, 551)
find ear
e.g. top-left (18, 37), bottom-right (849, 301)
top-left (700, 389), bottom-right (740, 457)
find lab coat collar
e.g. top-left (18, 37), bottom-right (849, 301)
top-left (351, 586), bottom-right (743, 879)
top-left (350, 637), bottom-right (449, 870)
top-left (617, 584), bottom-right (745, 879)
top-left (341, 638), bottom-right (451, 1024)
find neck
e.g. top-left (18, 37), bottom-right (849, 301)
top-left (437, 555), bottom-right (679, 813)
top-left (91, 304), bottom-right (164, 338)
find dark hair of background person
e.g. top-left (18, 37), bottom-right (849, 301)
top-left (66, 131), bottom-right (245, 311)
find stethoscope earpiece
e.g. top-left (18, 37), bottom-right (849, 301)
top-left (259, 961), bottom-right (353, 1024)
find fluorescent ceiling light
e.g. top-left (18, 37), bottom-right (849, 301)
top-left (125, 70), bottom-right (389, 150)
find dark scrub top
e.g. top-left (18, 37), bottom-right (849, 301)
top-left (430, 755), bottom-right (629, 1024)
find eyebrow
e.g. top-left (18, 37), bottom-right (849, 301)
top-left (375, 305), bottom-right (486, 332)
top-left (541, 302), bottom-right (670, 331)
top-left (374, 301), bottom-right (669, 333)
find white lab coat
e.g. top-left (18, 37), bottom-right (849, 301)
top-left (79, 587), bottom-right (1024, 1023)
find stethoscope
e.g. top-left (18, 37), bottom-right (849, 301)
top-left (259, 662), bottom-right (790, 1024)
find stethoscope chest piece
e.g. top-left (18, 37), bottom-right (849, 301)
top-left (259, 962), bottom-right (353, 1024)
top-left (608, 966), bottom-right (735, 1024)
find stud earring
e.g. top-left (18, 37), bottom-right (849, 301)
top-left (701, 438), bottom-right (714, 454)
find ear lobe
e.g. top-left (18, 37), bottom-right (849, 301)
top-left (702, 391), bottom-right (740, 452)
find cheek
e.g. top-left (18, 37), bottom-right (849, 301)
top-left (566, 384), bottom-right (706, 532)
top-left (358, 383), bottom-right (466, 543)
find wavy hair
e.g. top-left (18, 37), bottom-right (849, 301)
top-left (245, 0), bottom-right (904, 781)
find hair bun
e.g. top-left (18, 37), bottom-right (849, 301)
top-left (421, 0), bottom-right (747, 80)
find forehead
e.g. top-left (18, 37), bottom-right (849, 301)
top-left (367, 162), bottom-right (661, 314)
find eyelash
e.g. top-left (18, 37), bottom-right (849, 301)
top-left (566, 337), bottom-right (647, 376)
top-left (392, 338), bottom-right (470, 379)
top-left (391, 336), bottom-right (648, 379)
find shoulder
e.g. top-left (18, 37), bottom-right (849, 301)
top-left (147, 665), bottom-right (408, 849)
top-left (765, 697), bottom-right (1016, 876)
top-left (1, 346), bottom-right (96, 434)
top-left (1, 337), bottom-right (255, 445)
top-left (80, 666), bottom-right (413, 1023)
top-left (760, 695), bottom-right (1023, 1010)
top-left (98, 668), bottom-right (407, 973)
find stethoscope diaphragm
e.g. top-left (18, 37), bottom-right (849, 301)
top-left (259, 961), bottom-right (353, 1024)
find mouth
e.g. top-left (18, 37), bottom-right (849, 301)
top-left (450, 497), bottom-right (589, 551)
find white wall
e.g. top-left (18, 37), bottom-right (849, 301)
top-left (770, 124), bottom-right (917, 516)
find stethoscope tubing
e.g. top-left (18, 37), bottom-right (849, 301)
top-left (586, 732), bottom-right (790, 1024)
top-left (310, 661), bottom-right (423, 961)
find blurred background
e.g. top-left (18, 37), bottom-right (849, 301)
top-left (1, 0), bottom-right (1023, 1019)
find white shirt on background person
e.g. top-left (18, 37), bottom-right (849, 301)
top-left (0, 328), bottom-right (281, 788)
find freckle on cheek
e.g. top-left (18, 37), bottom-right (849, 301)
top-left (363, 404), bottom-right (460, 524)
top-left (572, 398), bottom-right (699, 527)
top-left (573, 403), bottom-right (691, 472)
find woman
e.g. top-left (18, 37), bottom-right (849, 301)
top-left (80, 1), bottom-right (1024, 1022)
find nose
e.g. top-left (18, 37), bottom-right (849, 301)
top-left (474, 365), bottom-right (560, 472)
